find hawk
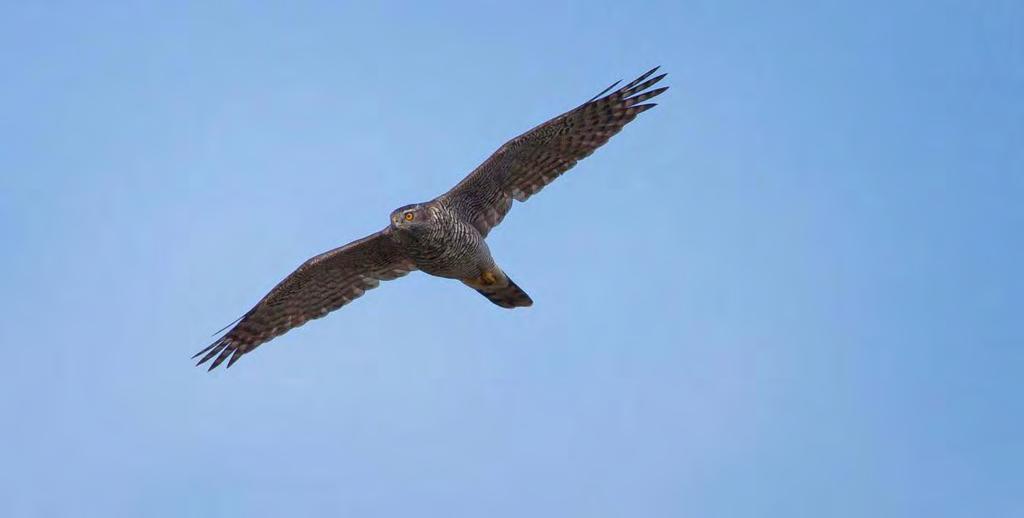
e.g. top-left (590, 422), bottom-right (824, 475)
top-left (195, 67), bottom-right (668, 370)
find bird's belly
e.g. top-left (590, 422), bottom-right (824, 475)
top-left (408, 238), bottom-right (487, 280)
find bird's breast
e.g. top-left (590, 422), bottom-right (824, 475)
top-left (403, 212), bottom-right (487, 279)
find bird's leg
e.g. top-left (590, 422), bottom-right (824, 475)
top-left (480, 270), bottom-right (498, 286)
top-left (462, 269), bottom-right (500, 289)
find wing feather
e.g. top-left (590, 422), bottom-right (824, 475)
top-left (194, 229), bottom-right (415, 370)
top-left (440, 67), bottom-right (668, 236)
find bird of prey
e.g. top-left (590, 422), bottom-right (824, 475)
top-left (194, 67), bottom-right (668, 370)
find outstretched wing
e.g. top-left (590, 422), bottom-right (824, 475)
top-left (194, 229), bottom-right (415, 370)
top-left (440, 67), bottom-right (668, 237)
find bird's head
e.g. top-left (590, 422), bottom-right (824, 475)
top-left (390, 203), bottom-right (434, 232)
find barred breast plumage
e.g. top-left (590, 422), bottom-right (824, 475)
top-left (395, 201), bottom-right (494, 280)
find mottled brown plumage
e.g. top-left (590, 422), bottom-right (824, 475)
top-left (195, 67), bottom-right (667, 370)
top-left (442, 66), bottom-right (667, 237)
top-left (193, 232), bottom-right (415, 369)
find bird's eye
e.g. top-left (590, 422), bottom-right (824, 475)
top-left (404, 212), bottom-right (415, 222)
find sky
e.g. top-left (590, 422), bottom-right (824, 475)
top-left (1, 1), bottom-right (1021, 516)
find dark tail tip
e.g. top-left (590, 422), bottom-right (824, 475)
top-left (477, 276), bottom-right (533, 309)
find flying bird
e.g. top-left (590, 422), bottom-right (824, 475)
top-left (195, 67), bottom-right (668, 370)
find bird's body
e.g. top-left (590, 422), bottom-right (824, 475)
top-left (195, 67), bottom-right (668, 370)
top-left (390, 198), bottom-right (532, 309)
top-left (390, 201), bottom-right (493, 281)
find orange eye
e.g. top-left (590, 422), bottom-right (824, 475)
top-left (403, 212), bottom-right (414, 222)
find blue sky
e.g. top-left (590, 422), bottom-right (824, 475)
top-left (1, 1), bottom-right (1021, 516)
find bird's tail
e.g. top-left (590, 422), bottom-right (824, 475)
top-left (474, 275), bottom-right (533, 309)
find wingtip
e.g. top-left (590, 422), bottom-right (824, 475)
top-left (195, 353), bottom-right (214, 369)
top-left (621, 66), bottom-right (666, 93)
top-left (192, 342), bottom-right (215, 360)
top-left (193, 337), bottom-right (229, 370)
top-left (226, 349), bottom-right (244, 369)
top-left (210, 313), bottom-right (246, 338)
top-left (586, 79), bottom-right (623, 103)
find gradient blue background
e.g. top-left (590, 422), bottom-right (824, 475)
top-left (2, 2), bottom-right (1021, 516)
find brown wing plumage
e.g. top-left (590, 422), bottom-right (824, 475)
top-left (441, 67), bottom-right (668, 236)
top-left (194, 230), bottom-right (415, 370)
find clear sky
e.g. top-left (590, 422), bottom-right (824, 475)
top-left (1, 1), bottom-right (1021, 517)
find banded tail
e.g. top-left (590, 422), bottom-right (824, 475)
top-left (470, 274), bottom-right (533, 309)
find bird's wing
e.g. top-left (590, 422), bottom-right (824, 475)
top-left (194, 229), bottom-right (415, 370)
top-left (439, 67), bottom-right (667, 237)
